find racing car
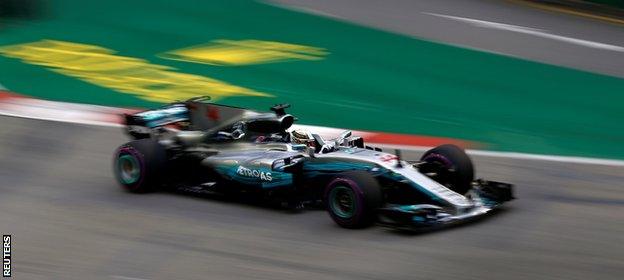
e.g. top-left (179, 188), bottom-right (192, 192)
top-left (113, 97), bottom-right (513, 229)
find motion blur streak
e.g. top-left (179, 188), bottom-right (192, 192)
top-left (160, 39), bottom-right (328, 66)
top-left (0, 0), bottom-right (623, 279)
top-left (272, 0), bottom-right (624, 77)
top-left (424, 13), bottom-right (624, 52)
top-left (0, 40), bottom-right (269, 102)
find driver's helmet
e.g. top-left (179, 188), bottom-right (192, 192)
top-left (291, 129), bottom-right (315, 148)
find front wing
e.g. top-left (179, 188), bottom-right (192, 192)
top-left (377, 180), bottom-right (514, 229)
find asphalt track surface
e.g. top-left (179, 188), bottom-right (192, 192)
top-left (1, 115), bottom-right (622, 280)
top-left (271, 0), bottom-right (624, 78)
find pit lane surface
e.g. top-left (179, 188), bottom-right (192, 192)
top-left (0, 116), bottom-right (622, 280)
top-left (270, 0), bottom-right (624, 78)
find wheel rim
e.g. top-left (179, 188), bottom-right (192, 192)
top-left (118, 154), bottom-right (141, 184)
top-left (329, 185), bottom-right (356, 218)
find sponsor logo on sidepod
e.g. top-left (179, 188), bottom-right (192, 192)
top-left (236, 166), bottom-right (272, 181)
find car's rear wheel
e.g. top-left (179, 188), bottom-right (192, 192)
top-left (324, 171), bottom-right (382, 228)
top-left (419, 144), bottom-right (474, 194)
top-left (113, 139), bottom-right (166, 193)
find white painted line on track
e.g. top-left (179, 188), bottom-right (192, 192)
top-left (0, 110), bottom-right (123, 128)
top-left (110, 276), bottom-right (149, 280)
top-left (0, 83), bottom-right (6, 90)
top-left (373, 143), bottom-right (624, 167)
top-left (466, 149), bottom-right (624, 167)
top-left (425, 12), bottom-right (624, 52)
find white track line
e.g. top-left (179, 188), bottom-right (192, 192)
top-left (372, 143), bottom-right (624, 167)
top-left (110, 276), bottom-right (149, 280)
top-left (1, 110), bottom-right (623, 167)
top-left (466, 149), bottom-right (624, 167)
top-left (0, 110), bottom-right (123, 128)
top-left (425, 12), bottom-right (624, 52)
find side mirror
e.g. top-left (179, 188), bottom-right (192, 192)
top-left (339, 130), bottom-right (352, 139)
top-left (336, 130), bottom-right (352, 146)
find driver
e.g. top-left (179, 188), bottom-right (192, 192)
top-left (291, 129), bottom-right (316, 149)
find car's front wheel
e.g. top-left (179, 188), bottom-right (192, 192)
top-left (419, 144), bottom-right (474, 194)
top-left (324, 171), bottom-right (382, 228)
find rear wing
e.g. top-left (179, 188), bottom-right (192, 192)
top-left (123, 96), bottom-right (294, 139)
top-left (124, 102), bottom-right (190, 129)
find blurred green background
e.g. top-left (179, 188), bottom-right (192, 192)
top-left (0, 0), bottom-right (623, 159)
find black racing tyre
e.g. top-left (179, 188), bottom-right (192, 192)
top-left (420, 144), bottom-right (474, 195)
top-left (113, 138), bottom-right (166, 193)
top-left (324, 171), bottom-right (382, 228)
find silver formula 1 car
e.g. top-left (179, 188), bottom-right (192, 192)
top-left (113, 97), bottom-right (513, 229)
